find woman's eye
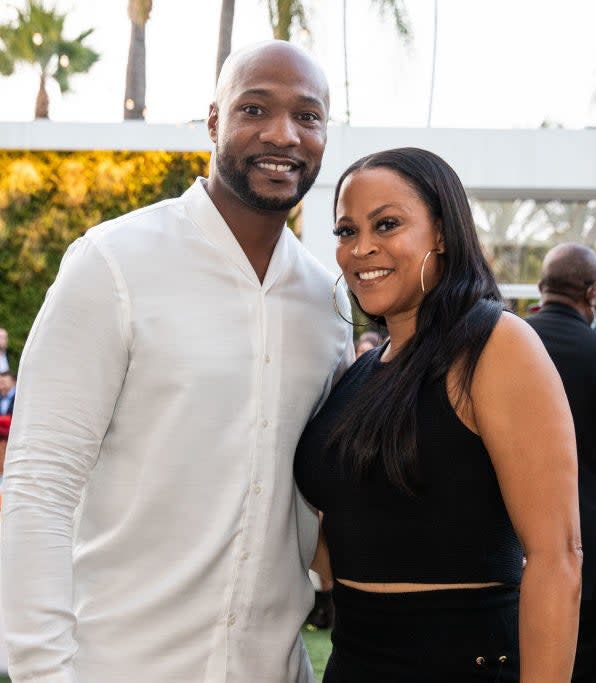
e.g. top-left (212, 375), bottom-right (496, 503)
top-left (377, 218), bottom-right (399, 232)
top-left (242, 105), bottom-right (263, 115)
top-left (332, 226), bottom-right (354, 238)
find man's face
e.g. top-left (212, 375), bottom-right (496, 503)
top-left (209, 49), bottom-right (328, 212)
top-left (0, 329), bottom-right (7, 351)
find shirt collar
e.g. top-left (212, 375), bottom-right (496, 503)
top-left (539, 302), bottom-right (589, 326)
top-left (182, 177), bottom-right (292, 292)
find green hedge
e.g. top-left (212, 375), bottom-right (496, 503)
top-left (0, 150), bottom-right (210, 366)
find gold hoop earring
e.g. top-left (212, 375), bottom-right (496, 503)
top-left (333, 273), bottom-right (369, 327)
top-left (420, 249), bottom-right (438, 294)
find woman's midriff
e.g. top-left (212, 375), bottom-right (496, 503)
top-left (336, 578), bottom-right (504, 593)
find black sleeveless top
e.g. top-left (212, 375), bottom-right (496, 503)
top-left (294, 344), bottom-right (523, 584)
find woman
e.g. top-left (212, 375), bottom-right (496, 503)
top-left (294, 148), bottom-right (581, 682)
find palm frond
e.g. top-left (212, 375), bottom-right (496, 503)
top-left (370, 0), bottom-right (412, 41)
top-left (0, 0), bottom-right (99, 116)
top-left (0, 49), bottom-right (15, 76)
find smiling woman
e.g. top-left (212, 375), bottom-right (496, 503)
top-left (333, 166), bottom-right (445, 332)
top-left (294, 148), bottom-right (582, 682)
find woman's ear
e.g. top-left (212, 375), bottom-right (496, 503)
top-left (435, 224), bottom-right (445, 254)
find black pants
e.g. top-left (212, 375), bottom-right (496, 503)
top-left (572, 599), bottom-right (596, 683)
top-left (323, 582), bottom-right (520, 683)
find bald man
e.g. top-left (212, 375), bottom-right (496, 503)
top-left (526, 243), bottom-right (596, 683)
top-left (2, 42), bottom-right (352, 683)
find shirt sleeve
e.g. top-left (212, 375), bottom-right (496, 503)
top-left (308, 320), bottom-right (355, 422)
top-left (331, 326), bottom-right (355, 388)
top-left (1, 236), bottom-right (130, 683)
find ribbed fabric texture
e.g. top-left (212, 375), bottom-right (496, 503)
top-left (294, 344), bottom-right (523, 585)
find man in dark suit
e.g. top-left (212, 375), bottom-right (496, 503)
top-left (526, 242), bottom-right (596, 683)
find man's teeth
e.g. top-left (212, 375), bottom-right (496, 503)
top-left (358, 269), bottom-right (392, 280)
top-left (256, 161), bottom-right (294, 172)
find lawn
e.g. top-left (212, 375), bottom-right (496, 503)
top-left (302, 624), bottom-right (332, 682)
top-left (0, 629), bottom-right (332, 683)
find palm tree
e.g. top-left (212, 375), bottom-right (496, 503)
top-left (343, 0), bottom-right (411, 124)
top-left (215, 1), bottom-right (306, 83)
top-left (0, 0), bottom-right (99, 119)
top-left (124, 0), bottom-right (152, 120)
top-left (216, 0), bottom-right (235, 81)
top-left (266, 0), bottom-right (308, 41)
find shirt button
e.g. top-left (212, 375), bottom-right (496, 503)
top-left (261, 419), bottom-right (268, 428)
top-left (228, 615), bottom-right (236, 627)
top-left (240, 551), bottom-right (250, 561)
top-left (254, 484), bottom-right (262, 495)
top-left (265, 354), bottom-right (271, 363)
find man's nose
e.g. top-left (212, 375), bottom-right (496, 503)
top-left (259, 115), bottom-right (300, 147)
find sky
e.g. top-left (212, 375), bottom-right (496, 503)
top-left (0, 0), bottom-right (595, 129)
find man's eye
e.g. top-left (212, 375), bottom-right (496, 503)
top-left (298, 112), bottom-right (319, 122)
top-left (242, 105), bottom-right (263, 115)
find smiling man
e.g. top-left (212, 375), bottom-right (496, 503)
top-left (2, 41), bottom-right (352, 683)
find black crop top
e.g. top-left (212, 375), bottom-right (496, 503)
top-left (294, 344), bottom-right (523, 584)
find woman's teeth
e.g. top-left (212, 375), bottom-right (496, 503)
top-left (358, 269), bottom-right (392, 281)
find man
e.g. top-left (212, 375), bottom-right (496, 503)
top-left (0, 328), bottom-right (10, 372)
top-left (526, 242), bottom-right (596, 683)
top-left (2, 41), bottom-right (352, 683)
top-left (0, 371), bottom-right (16, 416)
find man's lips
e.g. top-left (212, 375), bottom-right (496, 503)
top-left (249, 155), bottom-right (303, 176)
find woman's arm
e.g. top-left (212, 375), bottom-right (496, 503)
top-left (470, 312), bottom-right (582, 683)
top-left (311, 513), bottom-right (333, 583)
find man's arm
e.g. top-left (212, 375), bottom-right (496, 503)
top-left (2, 236), bottom-right (130, 683)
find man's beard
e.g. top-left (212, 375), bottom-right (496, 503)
top-left (216, 146), bottom-right (320, 212)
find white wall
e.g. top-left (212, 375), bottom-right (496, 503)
top-left (2, 121), bottom-right (595, 295)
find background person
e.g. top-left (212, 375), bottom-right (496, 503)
top-left (295, 148), bottom-right (581, 682)
top-left (0, 329), bottom-right (10, 373)
top-left (525, 242), bottom-right (596, 683)
top-left (354, 330), bottom-right (383, 358)
top-left (2, 41), bottom-right (352, 683)
top-left (0, 372), bottom-right (16, 416)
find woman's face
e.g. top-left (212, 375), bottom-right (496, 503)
top-left (334, 167), bottom-right (444, 323)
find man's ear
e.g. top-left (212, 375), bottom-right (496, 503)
top-left (586, 282), bottom-right (596, 307)
top-left (207, 103), bottom-right (218, 143)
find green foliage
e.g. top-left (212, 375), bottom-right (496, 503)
top-left (302, 625), bottom-right (332, 682)
top-left (265, 0), bottom-right (308, 41)
top-left (370, 0), bottom-right (411, 40)
top-left (128, 0), bottom-right (153, 26)
top-left (0, 149), bottom-right (210, 367)
top-left (0, 1), bottom-right (99, 114)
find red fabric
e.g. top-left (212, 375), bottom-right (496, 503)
top-left (0, 414), bottom-right (11, 439)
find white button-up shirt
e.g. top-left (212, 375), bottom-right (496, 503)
top-left (2, 179), bottom-right (353, 683)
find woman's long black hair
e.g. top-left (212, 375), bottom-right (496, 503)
top-left (329, 148), bottom-right (503, 493)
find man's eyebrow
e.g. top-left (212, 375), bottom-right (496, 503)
top-left (237, 89), bottom-right (326, 110)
